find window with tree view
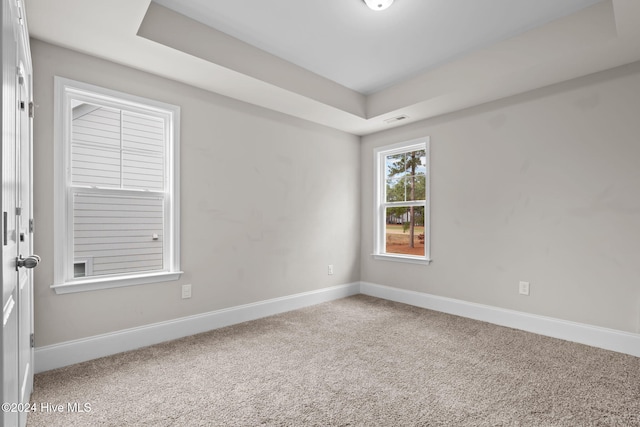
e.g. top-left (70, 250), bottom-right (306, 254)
top-left (374, 138), bottom-right (430, 263)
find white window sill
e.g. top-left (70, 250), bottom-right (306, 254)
top-left (372, 254), bottom-right (431, 265)
top-left (51, 271), bottom-right (183, 294)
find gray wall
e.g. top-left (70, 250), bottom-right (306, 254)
top-left (32, 40), bottom-right (361, 347)
top-left (32, 38), bottom-right (640, 347)
top-left (361, 62), bottom-right (640, 334)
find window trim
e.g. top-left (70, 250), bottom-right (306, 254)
top-left (52, 77), bottom-right (182, 294)
top-left (373, 137), bottom-right (431, 264)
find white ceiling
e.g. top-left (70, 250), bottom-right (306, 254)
top-left (23, 0), bottom-right (640, 135)
top-left (152, 0), bottom-right (602, 94)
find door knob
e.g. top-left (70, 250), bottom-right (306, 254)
top-left (16, 254), bottom-right (40, 270)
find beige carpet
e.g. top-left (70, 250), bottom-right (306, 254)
top-left (28, 295), bottom-right (640, 426)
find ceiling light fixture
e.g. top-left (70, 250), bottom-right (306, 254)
top-left (363, 0), bottom-right (394, 11)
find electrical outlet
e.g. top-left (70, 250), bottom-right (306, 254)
top-left (181, 284), bottom-right (192, 299)
top-left (328, 265), bottom-right (334, 275)
top-left (519, 281), bottom-right (530, 296)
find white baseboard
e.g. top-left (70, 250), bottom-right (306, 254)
top-left (34, 282), bottom-right (360, 373)
top-left (360, 282), bottom-right (640, 358)
top-left (36, 281), bottom-right (638, 373)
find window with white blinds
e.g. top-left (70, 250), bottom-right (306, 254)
top-left (53, 77), bottom-right (181, 294)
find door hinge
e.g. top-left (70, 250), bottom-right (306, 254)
top-left (16, 1), bottom-right (24, 26)
top-left (3, 212), bottom-right (7, 246)
top-left (30, 333), bottom-right (35, 348)
top-left (16, 207), bottom-right (22, 216)
top-left (28, 102), bottom-right (35, 118)
top-left (29, 218), bottom-right (34, 233)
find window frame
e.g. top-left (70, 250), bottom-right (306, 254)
top-left (373, 137), bottom-right (431, 264)
top-left (52, 77), bottom-right (182, 294)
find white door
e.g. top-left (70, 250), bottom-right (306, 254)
top-left (2, 1), bottom-right (36, 426)
top-left (16, 55), bottom-right (35, 427)
top-left (2, 1), bottom-right (22, 425)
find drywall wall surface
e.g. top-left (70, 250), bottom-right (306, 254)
top-left (361, 61), bottom-right (640, 334)
top-left (32, 40), bottom-right (360, 347)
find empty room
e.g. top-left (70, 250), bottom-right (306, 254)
top-left (1, 0), bottom-right (639, 426)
